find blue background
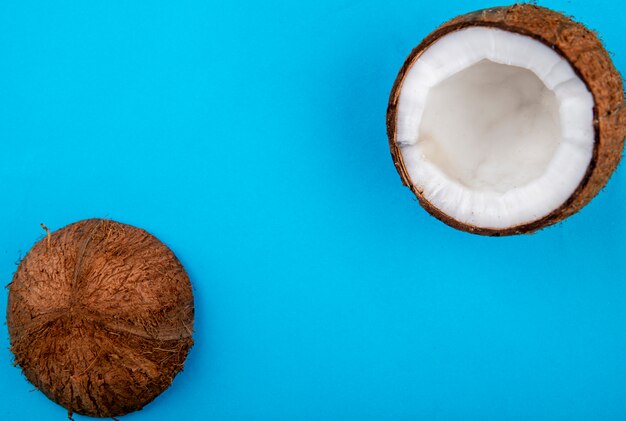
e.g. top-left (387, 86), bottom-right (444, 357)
top-left (1, 1), bottom-right (625, 419)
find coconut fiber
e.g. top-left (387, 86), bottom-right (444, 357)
top-left (6, 219), bottom-right (194, 418)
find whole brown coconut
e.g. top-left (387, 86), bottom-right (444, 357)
top-left (7, 219), bottom-right (194, 418)
top-left (387, 4), bottom-right (626, 235)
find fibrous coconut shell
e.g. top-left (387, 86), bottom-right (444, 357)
top-left (7, 219), bottom-right (194, 418)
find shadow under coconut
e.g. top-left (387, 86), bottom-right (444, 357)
top-left (314, 18), bottom-right (453, 243)
top-left (323, 39), bottom-right (396, 197)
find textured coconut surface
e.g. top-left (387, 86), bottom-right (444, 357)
top-left (7, 219), bottom-right (194, 418)
top-left (1, 1), bottom-right (626, 420)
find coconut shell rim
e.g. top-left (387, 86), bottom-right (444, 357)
top-left (386, 5), bottom-right (624, 236)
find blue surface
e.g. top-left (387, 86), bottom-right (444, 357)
top-left (1, 1), bottom-right (625, 419)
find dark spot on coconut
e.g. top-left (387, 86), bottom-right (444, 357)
top-left (6, 219), bottom-right (194, 418)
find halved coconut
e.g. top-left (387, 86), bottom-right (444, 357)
top-left (387, 5), bottom-right (625, 235)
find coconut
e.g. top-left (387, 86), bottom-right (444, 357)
top-left (6, 219), bottom-right (194, 418)
top-left (387, 4), bottom-right (626, 235)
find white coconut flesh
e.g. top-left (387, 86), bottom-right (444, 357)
top-left (396, 27), bottom-right (595, 229)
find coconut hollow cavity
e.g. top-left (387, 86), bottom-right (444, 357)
top-left (387, 5), bottom-right (626, 235)
top-left (7, 219), bottom-right (194, 418)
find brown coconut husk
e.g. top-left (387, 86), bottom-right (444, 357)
top-left (6, 219), bottom-right (194, 418)
top-left (387, 4), bottom-right (626, 236)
